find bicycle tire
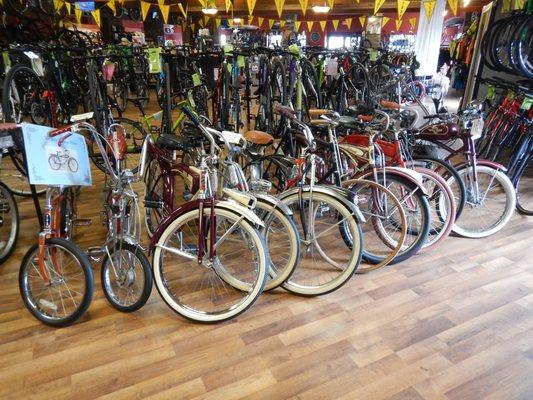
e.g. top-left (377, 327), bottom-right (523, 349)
top-left (0, 180), bottom-right (19, 265)
top-left (515, 155), bottom-right (533, 215)
top-left (19, 238), bottom-right (94, 326)
top-left (101, 241), bottom-right (153, 312)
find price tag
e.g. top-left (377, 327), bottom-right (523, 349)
top-left (24, 51), bottom-right (44, 77)
top-left (192, 73), bottom-right (201, 87)
top-left (237, 55), bottom-right (245, 68)
top-left (486, 85), bottom-right (495, 101)
top-left (223, 44), bottom-right (234, 54)
top-left (220, 130), bottom-right (242, 144)
top-left (520, 96), bottom-right (533, 111)
top-left (145, 47), bottom-right (162, 74)
top-left (369, 49), bottom-right (378, 62)
top-left (470, 118), bottom-right (484, 140)
top-left (226, 63), bottom-right (233, 73)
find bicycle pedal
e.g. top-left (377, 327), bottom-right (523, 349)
top-left (73, 218), bottom-right (92, 226)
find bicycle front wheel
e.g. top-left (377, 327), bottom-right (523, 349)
top-left (450, 165), bottom-right (516, 238)
top-left (281, 191), bottom-right (363, 296)
top-left (19, 238), bottom-right (94, 326)
top-left (153, 206), bottom-right (268, 323)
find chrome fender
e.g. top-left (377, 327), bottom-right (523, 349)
top-left (253, 192), bottom-right (294, 217)
top-left (277, 185), bottom-right (366, 223)
top-left (217, 200), bottom-right (265, 229)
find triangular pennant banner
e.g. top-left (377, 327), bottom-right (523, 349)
top-left (215, 18), bottom-right (221, 28)
top-left (247, 0), bottom-right (257, 15)
top-left (296, 21), bottom-right (302, 30)
top-left (397, 0), bottom-right (410, 19)
top-left (354, 0), bottom-right (359, 3)
top-left (299, 0), bottom-right (308, 15)
top-left (248, 15), bottom-right (254, 25)
top-left (161, 4), bottom-right (170, 23)
top-left (306, 20), bottom-right (314, 31)
top-left (359, 16), bottom-right (366, 28)
top-left (382, 16), bottom-right (390, 27)
top-left (447, 0), bottom-right (458, 15)
top-left (275, 0), bottom-right (284, 18)
top-left (409, 16), bottom-right (417, 28)
top-left (198, 0), bottom-right (207, 7)
top-left (204, 15), bottom-right (210, 25)
top-left (423, 0), bottom-right (436, 21)
top-left (107, 0), bottom-right (116, 16)
top-left (141, 1), bottom-right (151, 21)
top-left (345, 17), bottom-right (352, 29)
top-left (258, 17), bottom-right (264, 27)
top-left (53, 0), bottom-right (63, 12)
top-left (269, 19), bottom-right (275, 28)
top-left (319, 20), bottom-right (327, 31)
top-left (65, 1), bottom-right (71, 13)
top-left (280, 20), bottom-right (285, 28)
top-left (198, 18), bottom-right (204, 28)
top-left (75, 6), bottom-right (82, 23)
top-left (191, 23), bottom-right (195, 32)
top-left (395, 19), bottom-right (402, 30)
top-left (374, 0), bottom-right (386, 14)
top-left (157, 0), bottom-right (164, 10)
top-left (225, 0), bottom-right (231, 12)
top-left (332, 19), bottom-right (339, 30)
top-left (91, 9), bottom-right (101, 26)
top-left (327, 0), bottom-right (334, 8)
top-left (178, 3), bottom-right (187, 17)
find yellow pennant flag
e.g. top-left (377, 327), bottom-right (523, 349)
top-left (198, 0), bottom-right (207, 7)
top-left (247, 0), bottom-right (257, 15)
top-left (409, 16), bottom-right (417, 28)
top-left (258, 17), bottom-right (264, 27)
top-left (359, 16), bottom-right (366, 28)
top-left (345, 17), bottom-right (352, 29)
top-left (141, 1), bottom-right (151, 21)
top-left (157, 0), bottom-right (164, 10)
top-left (203, 15), bottom-right (210, 25)
top-left (295, 21), bottom-right (302, 31)
top-left (53, 0), bottom-right (63, 12)
top-left (306, 20), bottom-right (314, 31)
top-left (275, 0), bottom-right (284, 18)
top-left (447, 0), bottom-right (458, 15)
top-left (423, 0), bottom-right (436, 21)
top-left (107, 0), bottom-right (116, 16)
top-left (397, 0), bottom-right (410, 19)
top-left (64, 1), bottom-right (71, 14)
top-left (198, 18), bottom-right (204, 28)
top-left (319, 20), bottom-right (327, 31)
top-left (75, 7), bottom-right (82, 23)
top-left (327, 0), bottom-right (334, 8)
top-left (225, 0), bottom-right (231, 12)
top-left (395, 19), bottom-right (402, 30)
top-left (299, 0), bottom-right (308, 15)
top-left (269, 19), bottom-right (275, 29)
top-left (332, 19), bottom-right (339, 30)
top-left (248, 16), bottom-right (253, 25)
top-left (91, 9), bottom-right (101, 26)
top-left (215, 18), bottom-right (221, 28)
top-left (161, 4), bottom-right (170, 23)
top-left (382, 16), bottom-right (390, 27)
top-left (374, 0), bottom-right (386, 14)
top-left (354, 0), bottom-right (359, 3)
top-left (191, 23), bottom-right (195, 32)
top-left (178, 3), bottom-right (187, 17)
top-left (280, 20), bottom-right (285, 28)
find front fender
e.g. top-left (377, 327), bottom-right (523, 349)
top-left (277, 185), bottom-right (366, 223)
top-left (148, 198), bottom-right (264, 254)
top-left (454, 159), bottom-right (507, 172)
top-left (253, 192), bottom-right (294, 217)
top-left (355, 167), bottom-right (428, 196)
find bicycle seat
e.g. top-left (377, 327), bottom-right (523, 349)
top-left (156, 134), bottom-right (189, 151)
top-left (243, 130), bottom-right (274, 146)
top-left (309, 108), bottom-right (334, 119)
top-left (379, 99), bottom-right (401, 110)
top-left (337, 116), bottom-right (364, 130)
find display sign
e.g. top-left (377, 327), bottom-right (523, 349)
top-left (21, 123), bottom-right (92, 187)
top-left (75, 1), bottom-right (95, 11)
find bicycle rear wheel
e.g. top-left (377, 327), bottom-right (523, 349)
top-left (0, 180), bottom-right (19, 264)
top-left (101, 241), bottom-right (153, 312)
top-left (152, 206), bottom-right (267, 322)
top-left (19, 238), bottom-right (94, 326)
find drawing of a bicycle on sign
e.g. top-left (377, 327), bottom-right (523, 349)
top-left (47, 148), bottom-right (79, 173)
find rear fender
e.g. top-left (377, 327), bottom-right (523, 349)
top-left (454, 159), bottom-right (507, 172)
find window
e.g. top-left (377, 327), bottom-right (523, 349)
top-left (327, 36), bottom-right (344, 49)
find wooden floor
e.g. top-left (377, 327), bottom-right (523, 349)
top-left (1, 163), bottom-right (532, 400)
